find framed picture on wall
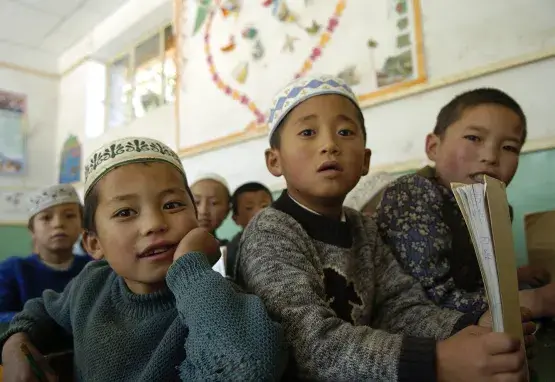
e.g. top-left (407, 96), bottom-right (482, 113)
top-left (0, 89), bottom-right (26, 176)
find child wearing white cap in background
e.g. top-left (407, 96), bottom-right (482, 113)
top-left (190, 173), bottom-right (231, 245)
top-left (236, 74), bottom-right (534, 381)
top-left (0, 184), bottom-right (91, 323)
top-left (343, 171), bottom-right (397, 216)
top-left (0, 137), bottom-right (286, 381)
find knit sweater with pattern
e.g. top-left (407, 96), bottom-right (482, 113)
top-left (0, 253), bottom-right (286, 381)
top-left (237, 191), bottom-right (480, 382)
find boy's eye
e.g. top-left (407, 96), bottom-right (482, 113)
top-left (503, 145), bottom-right (520, 154)
top-left (163, 201), bottom-right (185, 209)
top-left (114, 208), bottom-right (135, 218)
top-left (464, 135), bottom-right (480, 142)
top-left (338, 128), bottom-right (355, 136)
top-left (65, 213), bottom-right (77, 219)
top-left (299, 129), bottom-right (315, 137)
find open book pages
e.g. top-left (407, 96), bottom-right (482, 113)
top-left (451, 175), bottom-right (523, 341)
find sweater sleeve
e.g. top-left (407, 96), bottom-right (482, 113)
top-left (0, 258), bottom-right (22, 323)
top-left (238, 211), bottom-right (438, 382)
top-left (166, 252), bottom-right (287, 382)
top-left (368, 222), bottom-right (479, 341)
top-left (0, 261), bottom-right (94, 358)
top-left (376, 176), bottom-right (488, 314)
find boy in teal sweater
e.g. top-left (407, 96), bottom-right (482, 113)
top-left (1, 137), bottom-right (286, 381)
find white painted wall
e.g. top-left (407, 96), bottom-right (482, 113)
top-left (56, 0), bottom-right (555, 195)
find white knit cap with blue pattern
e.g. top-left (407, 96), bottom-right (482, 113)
top-left (267, 74), bottom-right (359, 143)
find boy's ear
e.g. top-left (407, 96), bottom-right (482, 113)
top-left (265, 148), bottom-right (283, 177)
top-left (82, 231), bottom-right (104, 260)
top-left (425, 133), bottom-right (441, 161)
top-left (361, 148), bottom-right (372, 176)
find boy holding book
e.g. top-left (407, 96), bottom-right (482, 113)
top-left (376, 88), bottom-right (555, 318)
top-left (237, 75), bottom-right (533, 381)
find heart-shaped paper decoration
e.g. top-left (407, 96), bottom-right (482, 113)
top-left (202, 0), bottom-right (346, 125)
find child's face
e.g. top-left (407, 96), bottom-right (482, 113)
top-left (266, 94), bottom-right (371, 211)
top-left (191, 180), bottom-right (230, 233)
top-left (31, 204), bottom-right (82, 255)
top-left (85, 162), bottom-right (198, 294)
top-left (233, 190), bottom-right (272, 228)
top-left (426, 104), bottom-right (523, 186)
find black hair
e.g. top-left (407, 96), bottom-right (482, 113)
top-left (434, 88), bottom-right (527, 143)
top-left (269, 99), bottom-right (367, 149)
top-left (28, 204), bottom-right (84, 232)
top-left (231, 182), bottom-right (273, 216)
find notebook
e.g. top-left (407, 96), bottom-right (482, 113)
top-left (451, 175), bottom-right (523, 339)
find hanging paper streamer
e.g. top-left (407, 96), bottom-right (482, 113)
top-left (193, 0), bottom-right (213, 35)
top-left (305, 20), bottom-right (321, 35)
top-left (241, 26), bottom-right (258, 40)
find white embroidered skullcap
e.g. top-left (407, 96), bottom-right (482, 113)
top-left (267, 74), bottom-right (360, 143)
top-left (28, 184), bottom-right (81, 219)
top-left (344, 172), bottom-right (397, 212)
top-left (190, 173), bottom-right (230, 191)
top-left (84, 137), bottom-right (185, 197)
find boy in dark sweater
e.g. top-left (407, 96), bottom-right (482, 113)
top-left (1, 137), bottom-right (286, 381)
top-left (237, 75), bottom-right (533, 381)
top-left (0, 184), bottom-right (91, 323)
top-left (376, 88), bottom-right (555, 319)
top-left (226, 182), bottom-right (273, 279)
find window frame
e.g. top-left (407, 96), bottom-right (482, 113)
top-left (105, 24), bottom-right (175, 130)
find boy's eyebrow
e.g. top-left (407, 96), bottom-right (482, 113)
top-left (294, 114), bottom-right (318, 124)
top-left (109, 187), bottom-right (188, 202)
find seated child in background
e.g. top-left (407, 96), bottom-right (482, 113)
top-left (190, 173), bottom-right (231, 245)
top-left (0, 184), bottom-right (91, 323)
top-left (237, 75), bottom-right (534, 382)
top-left (376, 88), bottom-right (555, 319)
top-left (0, 137), bottom-right (286, 381)
top-left (226, 182), bottom-right (273, 279)
top-left (343, 171), bottom-right (397, 216)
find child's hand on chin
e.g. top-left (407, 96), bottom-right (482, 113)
top-left (174, 227), bottom-right (222, 266)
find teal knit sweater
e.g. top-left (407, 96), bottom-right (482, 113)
top-left (0, 253), bottom-right (286, 381)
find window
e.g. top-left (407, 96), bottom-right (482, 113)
top-left (106, 24), bottom-right (176, 129)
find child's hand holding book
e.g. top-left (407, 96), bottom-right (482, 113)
top-left (2, 333), bottom-right (57, 382)
top-left (174, 227), bottom-right (222, 266)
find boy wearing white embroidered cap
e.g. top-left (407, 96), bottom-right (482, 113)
top-left (0, 137), bottom-right (286, 381)
top-left (237, 74), bottom-right (533, 381)
top-left (0, 184), bottom-right (90, 323)
top-left (190, 173), bottom-right (231, 245)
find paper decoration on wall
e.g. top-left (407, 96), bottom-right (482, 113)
top-left (221, 0), bottom-right (241, 18)
top-left (251, 40), bottom-right (264, 60)
top-left (192, 0), bottom-right (212, 35)
top-left (241, 26), bottom-right (258, 40)
top-left (194, 0), bottom-right (346, 126)
top-left (58, 135), bottom-right (82, 184)
top-left (261, 0), bottom-right (273, 7)
top-left (337, 66), bottom-right (360, 86)
top-left (282, 34), bottom-right (298, 52)
top-left (232, 62), bottom-right (249, 84)
top-left (220, 35), bottom-right (236, 52)
top-left (305, 20), bottom-right (321, 35)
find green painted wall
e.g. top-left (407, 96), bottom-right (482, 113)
top-left (0, 225), bottom-right (32, 261)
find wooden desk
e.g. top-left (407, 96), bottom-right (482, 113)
top-left (530, 319), bottom-right (555, 382)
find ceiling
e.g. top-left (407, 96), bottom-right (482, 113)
top-left (0, 0), bottom-right (129, 72)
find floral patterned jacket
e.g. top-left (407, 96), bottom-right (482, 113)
top-left (376, 166), bottom-right (489, 315)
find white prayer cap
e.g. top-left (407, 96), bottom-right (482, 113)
top-left (344, 172), bottom-right (397, 212)
top-left (267, 74), bottom-right (360, 144)
top-left (190, 173), bottom-right (230, 191)
top-left (28, 184), bottom-right (81, 219)
top-left (84, 137), bottom-right (186, 197)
